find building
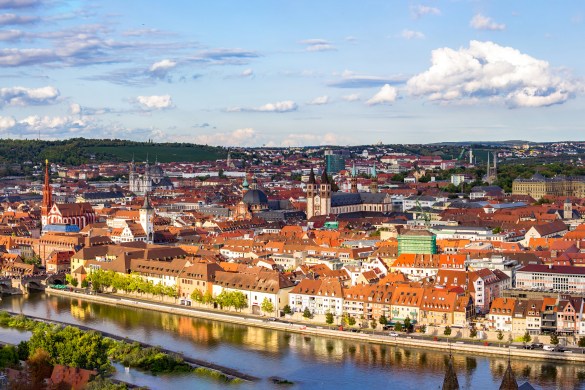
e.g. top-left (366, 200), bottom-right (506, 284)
top-left (398, 230), bottom-right (437, 255)
top-left (129, 158), bottom-right (173, 195)
top-left (288, 278), bottom-right (344, 316)
top-left (41, 160), bottom-right (96, 232)
top-left (516, 264), bottom-right (585, 294)
top-left (512, 174), bottom-right (585, 199)
top-left (324, 151), bottom-right (346, 174)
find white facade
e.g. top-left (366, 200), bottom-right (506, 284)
top-left (288, 292), bottom-right (344, 316)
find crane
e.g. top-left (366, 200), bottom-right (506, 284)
top-left (457, 147), bottom-right (466, 160)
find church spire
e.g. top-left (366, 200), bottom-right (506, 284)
top-left (499, 351), bottom-right (518, 390)
top-left (308, 168), bottom-right (316, 184)
top-left (442, 343), bottom-right (460, 390)
top-left (42, 159), bottom-right (52, 211)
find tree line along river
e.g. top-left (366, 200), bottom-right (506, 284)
top-left (0, 292), bottom-right (583, 390)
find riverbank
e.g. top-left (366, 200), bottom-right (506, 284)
top-left (46, 288), bottom-right (585, 364)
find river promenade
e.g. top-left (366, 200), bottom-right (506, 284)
top-left (45, 288), bottom-right (585, 364)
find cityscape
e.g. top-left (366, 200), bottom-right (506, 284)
top-left (1, 1), bottom-right (585, 390)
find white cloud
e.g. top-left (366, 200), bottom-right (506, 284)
top-left (279, 132), bottom-right (347, 147)
top-left (0, 0), bottom-right (41, 9)
top-left (411, 5), bottom-right (441, 18)
top-left (342, 93), bottom-right (361, 102)
top-left (0, 29), bottom-right (23, 41)
top-left (194, 127), bottom-right (258, 146)
top-left (329, 70), bottom-right (408, 88)
top-left (299, 38), bottom-right (336, 52)
top-left (0, 85), bottom-right (59, 106)
top-left (366, 84), bottom-right (398, 105)
top-left (19, 114), bottom-right (86, 130)
top-left (227, 100), bottom-right (298, 113)
top-left (69, 103), bottom-right (81, 115)
top-left (136, 95), bottom-right (173, 110)
top-left (0, 13), bottom-right (37, 25)
top-left (401, 29), bottom-right (425, 40)
top-left (470, 14), bottom-right (506, 31)
top-left (0, 115), bottom-right (15, 130)
top-left (241, 68), bottom-right (253, 77)
top-left (149, 59), bottom-right (177, 76)
top-left (307, 95), bottom-right (329, 105)
top-left (407, 40), bottom-right (580, 107)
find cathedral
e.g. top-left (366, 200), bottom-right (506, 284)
top-left (305, 166), bottom-right (393, 220)
top-left (129, 158), bottom-right (173, 195)
top-left (41, 160), bottom-right (96, 233)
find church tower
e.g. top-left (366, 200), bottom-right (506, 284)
top-left (319, 168), bottom-right (331, 216)
top-left (41, 159), bottom-right (53, 228)
top-left (306, 168), bottom-right (316, 220)
top-left (350, 163), bottom-right (358, 193)
top-left (370, 163), bottom-right (378, 194)
top-left (564, 198), bottom-right (573, 220)
top-left (140, 194), bottom-right (154, 243)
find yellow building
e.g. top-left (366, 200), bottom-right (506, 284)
top-left (512, 174), bottom-right (585, 199)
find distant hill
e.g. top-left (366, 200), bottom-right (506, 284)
top-left (430, 140), bottom-right (531, 147)
top-left (0, 138), bottom-right (227, 165)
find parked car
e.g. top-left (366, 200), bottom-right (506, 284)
top-left (266, 317), bottom-right (277, 321)
top-left (531, 343), bottom-right (543, 349)
top-left (389, 332), bottom-right (399, 337)
top-left (554, 346), bottom-right (566, 352)
top-left (543, 345), bottom-right (555, 351)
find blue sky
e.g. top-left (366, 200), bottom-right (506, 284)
top-left (0, 0), bottom-right (584, 146)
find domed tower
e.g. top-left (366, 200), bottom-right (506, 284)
top-left (370, 163), bottom-right (378, 194)
top-left (306, 168), bottom-right (316, 219)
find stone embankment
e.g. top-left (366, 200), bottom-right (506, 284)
top-left (45, 288), bottom-right (585, 364)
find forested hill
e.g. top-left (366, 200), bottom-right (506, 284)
top-left (0, 138), bottom-right (227, 165)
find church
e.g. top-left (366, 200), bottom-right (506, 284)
top-left (305, 166), bottom-right (393, 220)
top-left (129, 158), bottom-right (173, 195)
top-left (41, 160), bottom-right (97, 233)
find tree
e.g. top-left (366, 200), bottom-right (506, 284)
top-left (202, 291), bottom-right (214, 306)
top-left (261, 297), bottom-right (274, 315)
top-left (232, 292), bottom-right (248, 312)
top-left (420, 325), bottom-right (427, 334)
top-left (325, 312), bottom-right (334, 325)
top-left (469, 326), bottom-right (478, 339)
top-left (404, 317), bottom-right (411, 332)
top-left (394, 321), bottom-right (403, 332)
top-left (550, 333), bottom-right (559, 346)
top-left (497, 330), bottom-right (504, 346)
top-left (17, 340), bottom-right (29, 361)
top-left (578, 336), bottom-right (585, 348)
top-left (190, 289), bottom-right (203, 303)
top-left (379, 315), bottom-right (388, 326)
top-left (370, 320), bottom-right (377, 331)
top-left (81, 279), bottom-right (88, 288)
top-left (522, 331), bottom-right (532, 345)
top-left (283, 305), bottom-right (292, 315)
top-left (348, 316), bottom-right (356, 326)
top-left (444, 326), bottom-right (452, 336)
top-left (26, 349), bottom-right (53, 389)
top-left (303, 307), bottom-right (312, 319)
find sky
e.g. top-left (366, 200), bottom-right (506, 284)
top-left (0, 0), bottom-right (584, 147)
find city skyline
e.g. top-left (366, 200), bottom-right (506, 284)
top-left (0, 0), bottom-right (584, 146)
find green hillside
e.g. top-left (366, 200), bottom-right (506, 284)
top-left (0, 138), bottom-right (226, 165)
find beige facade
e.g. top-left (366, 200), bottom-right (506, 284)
top-left (512, 175), bottom-right (585, 199)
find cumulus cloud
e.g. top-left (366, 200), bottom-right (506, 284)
top-left (69, 103), bottom-right (81, 115)
top-left (0, 13), bottom-right (37, 25)
top-left (227, 100), bottom-right (298, 113)
top-left (278, 132), bottom-right (347, 147)
top-left (470, 14), bottom-right (506, 31)
top-left (401, 29), bottom-right (425, 40)
top-left (299, 38), bottom-right (336, 52)
top-left (366, 84), bottom-right (398, 105)
top-left (411, 5), bottom-right (441, 19)
top-left (329, 70), bottom-right (407, 88)
top-left (0, 85), bottom-right (59, 106)
top-left (342, 93), bottom-right (361, 102)
top-left (149, 59), bottom-right (177, 77)
top-left (307, 95), bottom-right (329, 105)
top-left (194, 127), bottom-right (258, 146)
top-left (136, 95), bottom-right (174, 110)
top-left (0, 115), bottom-right (16, 130)
top-left (240, 68), bottom-right (253, 77)
top-left (407, 40), bottom-right (580, 107)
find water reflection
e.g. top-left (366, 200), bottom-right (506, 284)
top-left (2, 293), bottom-right (585, 389)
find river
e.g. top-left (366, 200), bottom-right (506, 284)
top-left (0, 293), bottom-right (583, 390)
